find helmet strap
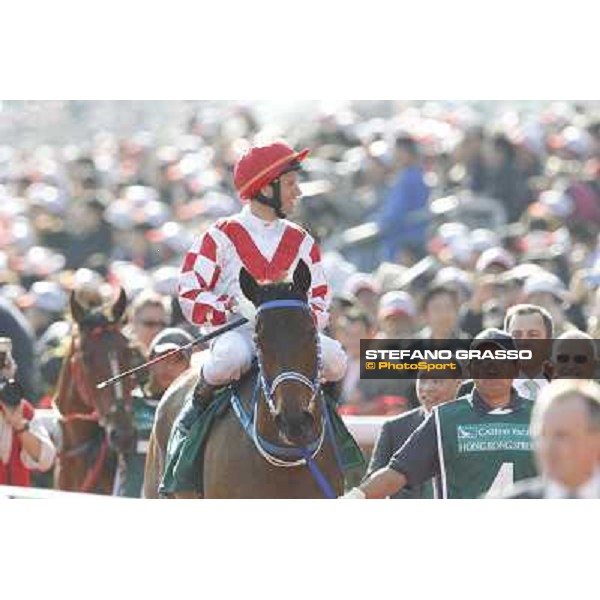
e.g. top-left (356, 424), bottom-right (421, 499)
top-left (255, 178), bottom-right (286, 218)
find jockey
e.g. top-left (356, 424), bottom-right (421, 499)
top-left (179, 140), bottom-right (348, 411)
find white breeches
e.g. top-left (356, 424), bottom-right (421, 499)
top-left (202, 325), bottom-right (348, 386)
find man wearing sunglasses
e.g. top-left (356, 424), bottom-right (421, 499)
top-left (551, 330), bottom-right (598, 380)
top-left (128, 291), bottom-right (172, 354)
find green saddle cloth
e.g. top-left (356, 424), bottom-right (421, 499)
top-left (159, 386), bottom-right (366, 497)
top-left (159, 388), bottom-right (230, 496)
top-left (322, 395), bottom-right (367, 489)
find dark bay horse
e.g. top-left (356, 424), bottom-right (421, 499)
top-left (152, 260), bottom-right (344, 498)
top-left (54, 288), bottom-right (141, 494)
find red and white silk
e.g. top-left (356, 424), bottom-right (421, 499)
top-left (178, 205), bottom-right (330, 330)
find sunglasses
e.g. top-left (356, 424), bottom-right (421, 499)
top-left (138, 319), bottom-right (169, 328)
top-left (555, 354), bottom-right (591, 364)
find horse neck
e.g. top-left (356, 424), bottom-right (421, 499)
top-left (53, 337), bottom-right (93, 416)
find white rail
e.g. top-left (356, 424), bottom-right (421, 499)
top-left (35, 409), bottom-right (387, 447)
top-left (0, 485), bottom-right (116, 499)
top-left (2, 410), bottom-right (387, 498)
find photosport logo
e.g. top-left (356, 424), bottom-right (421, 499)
top-left (360, 337), bottom-right (600, 380)
top-left (360, 339), bottom-right (536, 380)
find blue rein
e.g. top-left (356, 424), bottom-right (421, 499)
top-left (230, 297), bottom-right (337, 499)
top-left (230, 381), bottom-right (336, 499)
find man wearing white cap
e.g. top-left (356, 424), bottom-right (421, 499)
top-left (475, 247), bottom-right (515, 275)
top-left (376, 291), bottom-right (416, 339)
top-left (350, 290), bottom-right (421, 413)
top-left (116, 328), bottom-right (193, 498)
top-left (343, 272), bottom-right (380, 317)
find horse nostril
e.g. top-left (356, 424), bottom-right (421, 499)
top-left (301, 411), bottom-right (316, 435)
top-left (275, 410), bottom-right (316, 444)
top-left (274, 414), bottom-right (284, 430)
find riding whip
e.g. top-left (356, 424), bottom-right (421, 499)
top-left (96, 317), bottom-right (248, 390)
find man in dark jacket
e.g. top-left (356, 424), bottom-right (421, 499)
top-left (368, 367), bottom-right (461, 498)
top-left (343, 329), bottom-right (537, 499)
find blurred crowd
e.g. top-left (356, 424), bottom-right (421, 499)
top-left (0, 100), bottom-right (599, 419)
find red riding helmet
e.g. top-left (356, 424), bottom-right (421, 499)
top-left (233, 141), bottom-right (310, 201)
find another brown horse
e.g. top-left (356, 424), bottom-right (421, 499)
top-left (150, 260), bottom-right (344, 498)
top-left (54, 288), bottom-right (141, 495)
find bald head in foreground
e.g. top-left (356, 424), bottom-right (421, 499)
top-left (502, 379), bottom-right (600, 499)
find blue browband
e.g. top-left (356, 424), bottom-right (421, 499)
top-left (256, 299), bottom-right (309, 314)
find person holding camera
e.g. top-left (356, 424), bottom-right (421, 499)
top-left (0, 337), bottom-right (56, 487)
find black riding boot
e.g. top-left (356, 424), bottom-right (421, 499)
top-left (193, 370), bottom-right (217, 411)
top-left (180, 370), bottom-right (217, 430)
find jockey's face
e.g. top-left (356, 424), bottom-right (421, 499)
top-left (278, 171), bottom-right (302, 216)
top-left (259, 170), bottom-right (302, 218)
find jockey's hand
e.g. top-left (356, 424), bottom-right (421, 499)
top-left (223, 297), bottom-right (237, 312)
top-left (235, 297), bottom-right (257, 325)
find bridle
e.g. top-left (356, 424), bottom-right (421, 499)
top-left (254, 299), bottom-right (323, 418)
top-left (231, 298), bottom-right (337, 498)
top-left (58, 321), bottom-right (133, 493)
top-left (71, 323), bottom-right (129, 427)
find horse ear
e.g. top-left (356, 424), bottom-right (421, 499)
top-left (292, 260), bottom-right (312, 297)
top-left (239, 267), bottom-right (260, 305)
top-left (70, 291), bottom-right (86, 325)
top-left (111, 287), bottom-right (128, 322)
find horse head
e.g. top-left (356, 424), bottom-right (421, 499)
top-left (240, 259), bottom-right (321, 447)
top-left (69, 287), bottom-right (138, 454)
